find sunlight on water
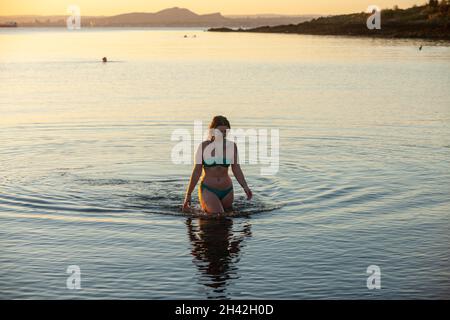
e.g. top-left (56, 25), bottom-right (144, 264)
top-left (0, 28), bottom-right (449, 299)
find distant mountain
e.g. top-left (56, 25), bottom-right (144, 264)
top-left (94, 7), bottom-right (229, 26)
top-left (0, 7), bottom-right (317, 28)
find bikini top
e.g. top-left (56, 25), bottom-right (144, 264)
top-left (203, 156), bottom-right (232, 168)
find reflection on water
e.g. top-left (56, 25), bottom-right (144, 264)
top-left (186, 217), bottom-right (252, 299)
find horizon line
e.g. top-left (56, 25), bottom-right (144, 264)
top-left (0, 11), bottom-right (323, 18)
top-left (0, 2), bottom-right (426, 19)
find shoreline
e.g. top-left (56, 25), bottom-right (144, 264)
top-left (208, 27), bottom-right (450, 41)
top-left (208, 3), bottom-right (450, 41)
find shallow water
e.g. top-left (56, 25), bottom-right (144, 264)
top-left (0, 28), bottom-right (449, 299)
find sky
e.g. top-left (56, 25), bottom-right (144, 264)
top-left (0, 0), bottom-right (425, 16)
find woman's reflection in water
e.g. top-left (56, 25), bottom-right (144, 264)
top-left (186, 217), bottom-right (252, 299)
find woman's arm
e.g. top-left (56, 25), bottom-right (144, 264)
top-left (183, 164), bottom-right (202, 211)
top-left (186, 164), bottom-right (202, 196)
top-left (231, 143), bottom-right (253, 200)
top-left (183, 143), bottom-right (204, 211)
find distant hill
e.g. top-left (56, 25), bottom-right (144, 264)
top-left (209, 2), bottom-right (450, 40)
top-left (0, 7), bottom-right (318, 28)
top-left (93, 7), bottom-right (229, 26)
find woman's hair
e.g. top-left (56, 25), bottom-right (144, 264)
top-left (208, 116), bottom-right (230, 141)
top-left (209, 115), bottom-right (231, 129)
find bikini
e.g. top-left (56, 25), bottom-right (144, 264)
top-left (201, 156), bottom-right (233, 200)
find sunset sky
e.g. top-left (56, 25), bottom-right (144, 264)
top-left (0, 0), bottom-right (425, 16)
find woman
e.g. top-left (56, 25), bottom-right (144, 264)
top-left (182, 116), bottom-right (253, 214)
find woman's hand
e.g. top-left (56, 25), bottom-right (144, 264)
top-left (244, 187), bottom-right (253, 201)
top-left (182, 194), bottom-right (192, 212)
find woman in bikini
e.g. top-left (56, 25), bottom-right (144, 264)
top-left (182, 116), bottom-right (253, 214)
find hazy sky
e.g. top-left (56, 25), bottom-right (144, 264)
top-left (1, 0), bottom-right (425, 16)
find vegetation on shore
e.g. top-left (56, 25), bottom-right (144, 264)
top-left (209, 1), bottom-right (450, 40)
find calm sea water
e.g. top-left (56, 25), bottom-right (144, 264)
top-left (0, 28), bottom-right (449, 299)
